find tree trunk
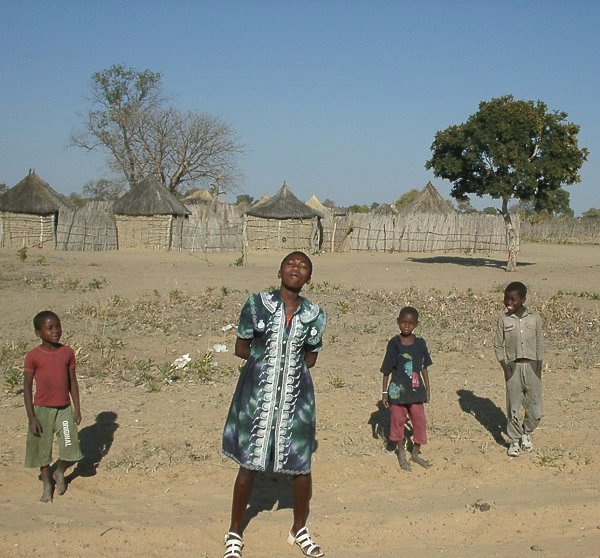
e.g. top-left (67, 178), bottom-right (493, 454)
top-left (501, 199), bottom-right (518, 272)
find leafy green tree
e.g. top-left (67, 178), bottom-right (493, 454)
top-left (426, 95), bottom-right (588, 270)
top-left (347, 204), bottom-right (370, 213)
top-left (322, 198), bottom-right (336, 208)
top-left (370, 202), bottom-right (380, 211)
top-left (394, 188), bottom-right (420, 212)
top-left (482, 207), bottom-right (498, 215)
top-left (235, 194), bottom-right (254, 205)
top-left (0, 181), bottom-right (7, 198)
top-left (72, 64), bottom-right (243, 195)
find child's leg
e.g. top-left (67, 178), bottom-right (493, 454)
top-left (289, 473), bottom-right (324, 557)
top-left (40, 465), bottom-right (53, 502)
top-left (53, 460), bottom-right (76, 495)
top-left (229, 467), bottom-right (257, 535)
top-left (291, 472), bottom-right (312, 533)
top-left (505, 363), bottom-right (525, 444)
top-left (390, 405), bottom-right (411, 471)
top-left (522, 363), bottom-right (543, 437)
top-left (408, 404), bottom-right (431, 468)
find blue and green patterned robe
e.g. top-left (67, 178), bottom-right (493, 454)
top-left (222, 291), bottom-right (326, 474)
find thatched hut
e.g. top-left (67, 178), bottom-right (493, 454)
top-left (112, 176), bottom-right (191, 250)
top-left (0, 170), bottom-right (72, 248)
top-left (398, 181), bottom-right (455, 216)
top-left (243, 182), bottom-right (321, 254)
top-left (305, 194), bottom-right (327, 217)
top-left (181, 188), bottom-right (214, 204)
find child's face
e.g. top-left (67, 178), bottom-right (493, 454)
top-left (503, 290), bottom-right (525, 315)
top-left (278, 253), bottom-right (312, 290)
top-left (397, 313), bottom-right (418, 336)
top-left (36, 316), bottom-right (62, 347)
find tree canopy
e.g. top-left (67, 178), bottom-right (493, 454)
top-left (426, 95), bottom-right (588, 270)
top-left (72, 64), bottom-right (244, 196)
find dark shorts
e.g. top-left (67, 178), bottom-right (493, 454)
top-left (25, 405), bottom-right (83, 468)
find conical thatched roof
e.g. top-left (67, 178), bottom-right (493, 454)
top-left (252, 193), bottom-right (271, 207)
top-left (112, 176), bottom-right (191, 216)
top-left (398, 182), bottom-right (455, 217)
top-left (0, 171), bottom-right (72, 214)
top-left (182, 188), bottom-right (214, 204)
top-left (373, 203), bottom-right (399, 216)
top-left (246, 183), bottom-right (320, 219)
top-left (305, 194), bottom-right (327, 215)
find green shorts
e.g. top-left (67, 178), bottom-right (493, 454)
top-left (25, 405), bottom-right (83, 468)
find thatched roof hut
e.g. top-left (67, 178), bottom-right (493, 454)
top-left (242, 182), bottom-right (322, 255)
top-left (0, 171), bottom-right (72, 248)
top-left (398, 182), bottom-right (455, 217)
top-left (373, 203), bottom-right (399, 216)
top-left (181, 188), bottom-right (214, 204)
top-left (246, 183), bottom-right (320, 220)
top-left (305, 194), bottom-right (328, 216)
top-left (112, 176), bottom-right (190, 250)
top-left (252, 193), bottom-right (271, 207)
top-left (113, 176), bottom-right (190, 216)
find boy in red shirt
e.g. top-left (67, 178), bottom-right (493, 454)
top-left (24, 310), bottom-right (83, 502)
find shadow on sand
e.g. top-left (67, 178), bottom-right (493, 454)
top-left (66, 411), bottom-right (119, 483)
top-left (456, 389), bottom-right (507, 446)
top-left (407, 255), bottom-right (534, 270)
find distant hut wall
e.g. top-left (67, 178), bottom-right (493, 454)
top-left (181, 203), bottom-right (243, 252)
top-left (114, 215), bottom-right (174, 250)
top-left (0, 211), bottom-right (57, 248)
top-left (56, 202), bottom-right (118, 251)
top-left (320, 211), bottom-right (515, 253)
top-left (245, 216), bottom-right (314, 251)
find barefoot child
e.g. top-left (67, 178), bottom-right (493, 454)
top-left (380, 306), bottom-right (432, 471)
top-left (24, 310), bottom-right (83, 501)
top-left (494, 281), bottom-right (544, 457)
top-left (222, 252), bottom-right (327, 558)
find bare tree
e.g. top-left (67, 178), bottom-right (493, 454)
top-left (72, 64), bottom-right (243, 195)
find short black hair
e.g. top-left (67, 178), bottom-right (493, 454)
top-left (280, 251), bottom-right (313, 275)
top-left (33, 310), bottom-right (60, 330)
top-left (398, 306), bottom-right (419, 321)
top-left (505, 281), bottom-right (527, 299)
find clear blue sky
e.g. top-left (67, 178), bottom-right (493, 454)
top-left (1, 1), bottom-right (599, 214)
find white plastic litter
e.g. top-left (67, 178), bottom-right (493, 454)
top-left (212, 344), bottom-right (228, 353)
top-left (171, 354), bottom-right (191, 369)
top-left (221, 324), bottom-right (235, 332)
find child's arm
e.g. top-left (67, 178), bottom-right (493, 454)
top-left (69, 366), bottom-right (82, 425)
top-left (304, 351), bottom-right (318, 369)
top-left (493, 318), bottom-right (512, 380)
top-left (381, 375), bottom-right (390, 408)
top-left (234, 338), bottom-right (252, 360)
top-left (23, 374), bottom-right (42, 436)
top-left (422, 367), bottom-right (431, 403)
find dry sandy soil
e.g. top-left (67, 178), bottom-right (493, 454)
top-left (1, 243), bottom-right (599, 558)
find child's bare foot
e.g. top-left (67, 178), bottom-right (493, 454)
top-left (411, 452), bottom-right (431, 469)
top-left (53, 469), bottom-right (66, 495)
top-left (397, 450), bottom-right (412, 471)
top-left (40, 483), bottom-right (53, 502)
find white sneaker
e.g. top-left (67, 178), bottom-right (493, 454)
top-left (507, 442), bottom-right (521, 457)
top-left (521, 433), bottom-right (534, 452)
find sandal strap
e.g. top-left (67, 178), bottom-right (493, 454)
top-left (290, 527), bottom-right (324, 557)
top-left (224, 532), bottom-right (244, 558)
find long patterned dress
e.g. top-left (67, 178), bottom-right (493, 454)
top-left (222, 291), bottom-right (326, 474)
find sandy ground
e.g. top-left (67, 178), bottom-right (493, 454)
top-left (1, 243), bottom-right (599, 558)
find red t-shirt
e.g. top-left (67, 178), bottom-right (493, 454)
top-left (24, 345), bottom-right (76, 407)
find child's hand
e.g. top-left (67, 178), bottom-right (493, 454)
top-left (426, 387), bottom-right (431, 403)
top-left (73, 410), bottom-right (82, 425)
top-left (382, 393), bottom-right (389, 408)
top-left (28, 417), bottom-right (43, 436)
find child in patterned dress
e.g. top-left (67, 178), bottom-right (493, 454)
top-left (222, 252), bottom-right (327, 558)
